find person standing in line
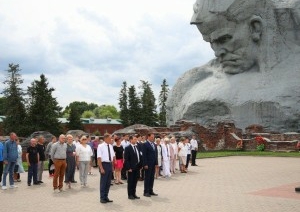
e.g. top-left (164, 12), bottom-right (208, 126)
top-left (136, 134), bottom-right (144, 181)
top-left (142, 133), bottom-right (158, 197)
top-left (14, 138), bottom-right (24, 182)
top-left (113, 137), bottom-right (124, 185)
top-left (0, 140), bottom-right (4, 186)
top-left (190, 135), bottom-right (198, 166)
top-left (185, 139), bottom-right (192, 170)
top-left (161, 137), bottom-right (171, 178)
top-left (154, 137), bottom-right (162, 179)
top-left (2, 132), bottom-right (18, 190)
top-left (170, 137), bottom-right (178, 174)
top-left (76, 135), bottom-right (93, 187)
top-left (92, 136), bottom-right (100, 167)
top-left (97, 133), bottom-right (115, 204)
top-left (26, 138), bottom-right (40, 186)
top-left (124, 135), bottom-right (142, 200)
top-left (51, 134), bottom-right (67, 193)
top-left (178, 137), bottom-right (188, 173)
top-left (121, 134), bottom-right (130, 180)
top-left (45, 136), bottom-right (57, 177)
top-left (86, 135), bottom-right (94, 175)
top-left (36, 136), bottom-right (46, 183)
top-left (65, 134), bottom-right (76, 188)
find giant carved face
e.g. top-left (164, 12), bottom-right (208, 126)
top-left (197, 17), bottom-right (259, 74)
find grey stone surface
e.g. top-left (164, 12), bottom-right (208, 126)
top-left (167, 0), bottom-right (300, 132)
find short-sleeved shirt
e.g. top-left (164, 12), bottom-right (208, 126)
top-left (27, 146), bottom-right (39, 163)
top-left (113, 145), bottom-right (124, 160)
top-left (178, 142), bottom-right (187, 157)
top-left (36, 143), bottom-right (46, 161)
top-left (97, 143), bottom-right (115, 162)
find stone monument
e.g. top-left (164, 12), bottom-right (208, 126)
top-left (166, 0), bottom-right (300, 132)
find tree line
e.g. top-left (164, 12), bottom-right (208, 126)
top-left (1, 63), bottom-right (170, 136)
top-left (118, 79), bottom-right (169, 127)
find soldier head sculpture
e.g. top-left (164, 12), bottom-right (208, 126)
top-left (166, 0), bottom-right (300, 132)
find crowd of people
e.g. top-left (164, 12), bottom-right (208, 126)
top-left (0, 131), bottom-right (199, 203)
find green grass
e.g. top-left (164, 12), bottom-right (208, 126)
top-left (197, 151), bottom-right (300, 159)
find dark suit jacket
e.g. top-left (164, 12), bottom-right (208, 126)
top-left (124, 145), bottom-right (142, 171)
top-left (142, 141), bottom-right (158, 167)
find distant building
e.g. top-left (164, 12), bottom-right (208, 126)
top-left (0, 116), bottom-right (123, 136)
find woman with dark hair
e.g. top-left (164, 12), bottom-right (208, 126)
top-left (113, 137), bottom-right (124, 184)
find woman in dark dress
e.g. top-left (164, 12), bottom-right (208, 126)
top-left (113, 137), bottom-right (124, 184)
top-left (65, 134), bottom-right (76, 188)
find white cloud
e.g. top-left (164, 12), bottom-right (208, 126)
top-left (0, 0), bottom-right (214, 109)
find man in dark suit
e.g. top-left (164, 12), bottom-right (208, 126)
top-left (124, 135), bottom-right (143, 200)
top-left (142, 133), bottom-right (158, 197)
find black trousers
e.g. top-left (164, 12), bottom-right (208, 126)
top-left (48, 159), bottom-right (54, 175)
top-left (186, 154), bottom-right (191, 169)
top-left (127, 169), bottom-right (139, 196)
top-left (144, 166), bottom-right (155, 194)
top-left (191, 150), bottom-right (197, 165)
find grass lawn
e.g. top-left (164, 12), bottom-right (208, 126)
top-left (197, 151), bottom-right (300, 159)
top-left (22, 161), bottom-right (49, 172)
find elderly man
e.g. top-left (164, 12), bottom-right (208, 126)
top-left (2, 132), bottom-right (18, 190)
top-left (167, 0), bottom-right (300, 132)
top-left (51, 134), bottom-right (67, 192)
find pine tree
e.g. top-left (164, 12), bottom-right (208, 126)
top-left (26, 74), bottom-right (62, 135)
top-left (128, 85), bottom-right (141, 125)
top-left (139, 80), bottom-right (157, 126)
top-left (2, 63), bottom-right (27, 136)
top-left (119, 81), bottom-right (129, 126)
top-left (158, 79), bottom-right (169, 127)
top-left (67, 106), bottom-right (83, 130)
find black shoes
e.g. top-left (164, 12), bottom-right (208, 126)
top-left (191, 164), bottom-right (198, 166)
top-left (100, 199), bottom-right (107, 204)
top-left (33, 182), bottom-right (41, 185)
top-left (38, 181), bottom-right (44, 183)
top-left (100, 198), bottom-right (113, 203)
top-left (70, 181), bottom-right (77, 183)
top-left (143, 193), bottom-right (151, 197)
top-left (150, 192), bottom-right (158, 196)
top-left (128, 195), bottom-right (140, 199)
top-left (106, 198), bottom-right (113, 203)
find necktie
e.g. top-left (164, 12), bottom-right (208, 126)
top-left (150, 142), bottom-right (155, 150)
top-left (107, 144), bottom-right (111, 162)
top-left (134, 145), bottom-right (139, 162)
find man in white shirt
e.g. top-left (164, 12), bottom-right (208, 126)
top-left (190, 135), bottom-right (198, 166)
top-left (120, 134), bottom-right (129, 180)
top-left (97, 133), bottom-right (116, 204)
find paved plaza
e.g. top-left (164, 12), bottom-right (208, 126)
top-left (1, 156), bottom-right (300, 212)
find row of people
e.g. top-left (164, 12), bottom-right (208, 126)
top-left (0, 132), bottom-right (199, 204)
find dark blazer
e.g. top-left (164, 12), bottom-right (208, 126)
top-left (142, 141), bottom-right (158, 167)
top-left (124, 145), bottom-right (142, 171)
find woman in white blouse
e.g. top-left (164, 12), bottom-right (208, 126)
top-left (76, 136), bottom-right (93, 187)
top-left (178, 137), bottom-right (188, 173)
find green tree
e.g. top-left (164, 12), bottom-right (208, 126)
top-left (82, 110), bottom-right (95, 118)
top-left (119, 81), bottom-right (129, 126)
top-left (128, 85), bottom-right (141, 125)
top-left (2, 64), bottom-right (27, 136)
top-left (63, 101), bottom-right (98, 116)
top-left (93, 105), bottom-right (119, 119)
top-left (0, 97), bottom-right (6, 115)
top-left (26, 74), bottom-right (62, 135)
top-left (158, 79), bottom-right (169, 127)
top-left (67, 106), bottom-right (83, 130)
top-left (139, 80), bottom-right (157, 126)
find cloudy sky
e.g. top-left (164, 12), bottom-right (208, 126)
top-left (0, 0), bottom-right (214, 110)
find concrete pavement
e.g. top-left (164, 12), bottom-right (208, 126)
top-left (1, 156), bottom-right (300, 212)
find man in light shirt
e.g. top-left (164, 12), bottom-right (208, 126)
top-left (190, 135), bottom-right (198, 166)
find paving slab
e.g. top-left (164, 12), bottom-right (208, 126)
top-left (1, 156), bottom-right (300, 212)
